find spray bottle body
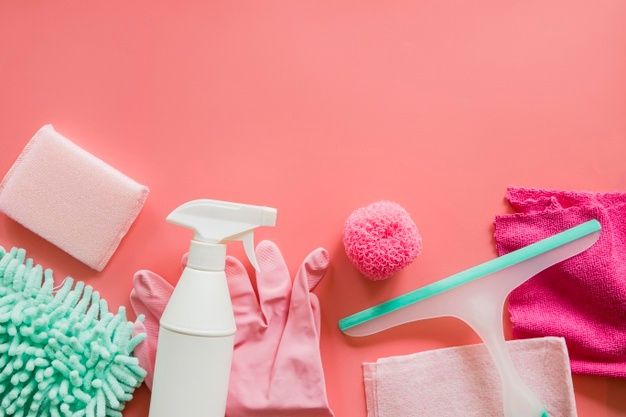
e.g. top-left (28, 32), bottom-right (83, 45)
top-left (148, 200), bottom-right (277, 417)
top-left (149, 242), bottom-right (236, 417)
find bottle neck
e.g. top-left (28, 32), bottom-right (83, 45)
top-left (187, 240), bottom-right (226, 271)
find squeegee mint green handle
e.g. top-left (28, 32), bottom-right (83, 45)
top-left (339, 219), bottom-right (601, 332)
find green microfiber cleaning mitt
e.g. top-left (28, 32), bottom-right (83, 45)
top-left (0, 247), bottom-right (146, 417)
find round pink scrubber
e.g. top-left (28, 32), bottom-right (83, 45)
top-left (343, 201), bottom-right (422, 281)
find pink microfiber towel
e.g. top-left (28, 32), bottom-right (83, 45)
top-left (363, 337), bottom-right (577, 417)
top-left (0, 125), bottom-right (149, 271)
top-left (494, 187), bottom-right (626, 378)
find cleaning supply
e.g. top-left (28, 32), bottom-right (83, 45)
top-left (149, 199), bottom-right (277, 417)
top-left (131, 240), bottom-right (334, 417)
top-left (495, 187), bottom-right (626, 378)
top-left (0, 125), bottom-right (149, 271)
top-left (363, 337), bottom-right (577, 417)
top-left (0, 246), bottom-right (146, 416)
top-left (339, 219), bottom-right (601, 417)
top-left (343, 201), bottom-right (422, 280)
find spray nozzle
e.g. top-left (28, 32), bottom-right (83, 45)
top-left (167, 199), bottom-right (277, 271)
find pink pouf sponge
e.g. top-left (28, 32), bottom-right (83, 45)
top-left (343, 201), bottom-right (422, 280)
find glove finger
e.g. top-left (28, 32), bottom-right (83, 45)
top-left (305, 251), bottom-right (329, 291)
top-left (130, 270), bottom-right (173, 357)
top-left (310, 293), bottom-right (321, 339)
top-left (131, 270), bottom-right (174, 319)
top-left (130, 288), bottom-right (161, 350)
top-left (132, 320), bottom-right (155, 389)
top-left (226, 255), bottom-right (264, 339)
top-left (287, 247), bottom-right (329, 336)
top-left (256, 241), bottom-right (291, 322)
top-left (271, 249), bottom-right (333, 416)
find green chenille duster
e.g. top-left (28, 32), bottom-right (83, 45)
top-left (0, 247), bottom-right (146, 417)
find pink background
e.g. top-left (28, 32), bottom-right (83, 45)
top-left (1, 1), bottom-right (626, 416)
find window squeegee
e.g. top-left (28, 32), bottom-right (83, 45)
top-left (339, 219), bottom-right (601, 417)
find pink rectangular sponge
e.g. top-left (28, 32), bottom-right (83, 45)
top-left (0, 125), bottom-right (149, 271)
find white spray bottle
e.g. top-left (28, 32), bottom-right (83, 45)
top-left (148, 199), bottom-right (277, 417)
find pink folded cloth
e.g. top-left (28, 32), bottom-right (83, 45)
top-left (494, 187), bottom-right (626, 378)
top-left (363, 337), bottom-right (577, 417)
top-left (0, 125), bottom-right (149, 271)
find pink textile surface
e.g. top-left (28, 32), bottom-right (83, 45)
top-left (495, 187), bottom-right (626, 378)
top-left (363, 337), bottom-right (577, 417)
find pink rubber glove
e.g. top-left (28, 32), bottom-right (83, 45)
top-left (130, 241), bottom-right (334, 417)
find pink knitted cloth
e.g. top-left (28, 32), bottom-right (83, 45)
top-left (494, 187), bottom-right (626, 378)
top-left (363, 337), bottom-right (577, 417)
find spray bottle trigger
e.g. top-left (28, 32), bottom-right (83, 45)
top-left (241, 232), bottom-right (260, 271)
